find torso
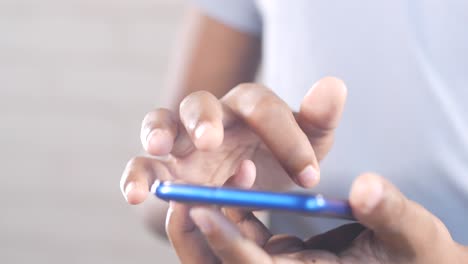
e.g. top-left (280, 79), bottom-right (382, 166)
top-left (256, 0), bottom-right (468, 243)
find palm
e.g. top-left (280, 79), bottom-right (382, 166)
top-left (164, 121), bottom-right (290, 190)
top-left (264, 228), bottom-right (381, 264)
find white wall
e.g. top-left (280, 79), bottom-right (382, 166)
top-left (0, 0), bottom-right (186, 263)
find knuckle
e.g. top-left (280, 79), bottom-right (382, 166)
top-left (429, 210), bottom-right (452, 240)
top-left (191, 90), bottom-right (214, 98)
top-left (120, 156), bottom-right (146, 190)
top-left (142, 110), bottom-right (158, 126)
top-left (141, 108), bottom-right (174, 135)
top-left (180, 90), bottom-right (215, 110)
top-left (141, 112), bottom-right (155, 135)
top-left (432, 216), bottom-right (447, 231)
top-left (229, 83), bottom-right (289, 121)
top-left (128, 156), bottom-right (147, 166)
top-left (141, 110), bottom-right (158, 130)
top-left (123, 156), bottom-right (147, 176)
top-left (142, 108), bottom-right (172, 125)
top-left (232, 82), bottom-right (262, 94)
top-left (394, 195), bottom-right (409, 221)
top-left (228, 83), bottom-right (268, 103)
top-left (249, 97), bottom-right (289, 124)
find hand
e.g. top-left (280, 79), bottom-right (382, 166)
top-left (120, 77), bottom-right (347, 205)
top-left (178, 172), bottom-right (468, 264)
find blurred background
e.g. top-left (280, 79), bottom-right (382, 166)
top-left (0, 0), bottom-right (185, 262)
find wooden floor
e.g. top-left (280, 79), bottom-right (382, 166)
top-left (0, 0), bottom-right (185, 262)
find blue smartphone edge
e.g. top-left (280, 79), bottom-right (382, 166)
top-left (153, 181), bottom-right (355, 220)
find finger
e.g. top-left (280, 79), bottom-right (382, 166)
top-left (264, 234), bottom-right (305, 254)
top-left (304, 223), bottom-right (365, 254)
top-left (167, 161), bottom-right (259, 264)
top-left (190, 207), bottom-right (272, 264)
top-left (166, 202), bottom-right (218, 264)
top-left (222, 83), bottom-right (319, 188)
top-left (179, 91), bottom-right (224, 151)
top-left (350, 173), bottom-right (453, 254)
top-left (223, 160), bottom-right (272, 246)
top-left (120, 157), bottom-right (171, 204)
top-left (223, 159), bottom-right (256, 189)
top-left (298, 76), bottom-right (347, 161)
top-left (141, 108), bottom-right (178, 156)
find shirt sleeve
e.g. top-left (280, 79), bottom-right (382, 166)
top-left (191, 0), bottom-right (262, 35)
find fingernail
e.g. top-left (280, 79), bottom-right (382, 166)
top-left (190, 209), bottom-right (213, 233)
top-left (357, 179), bottom-right (383, 214)
top-left (194, 123), bottom-right (209, 139)
top-left (297, 165), bottom-right (318, 187)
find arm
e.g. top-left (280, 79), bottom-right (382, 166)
top-left (142, 7), bottom-right (261, 238)
top-left (165, 7), bottom-right (261, 108)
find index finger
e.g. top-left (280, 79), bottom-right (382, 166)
top-left (222, 83), bottom-right (319, 187)
top-left (190, 207), bottom-right (271, 264)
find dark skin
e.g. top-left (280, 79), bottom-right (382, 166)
top-left (184, 172), bottom-right (468, 264)
top-left (120, 7), bottom-right (468, 263)
top-left (122, 8), bottom-right (262, 236)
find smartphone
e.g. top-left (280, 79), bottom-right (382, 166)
top-left (153, 181), bottom-right (355, 220)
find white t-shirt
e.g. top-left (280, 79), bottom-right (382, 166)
top-left (194, 0), bottom-right (468, 243)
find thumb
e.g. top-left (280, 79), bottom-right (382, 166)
top-left (349, 173), bottom-right (452, 254)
